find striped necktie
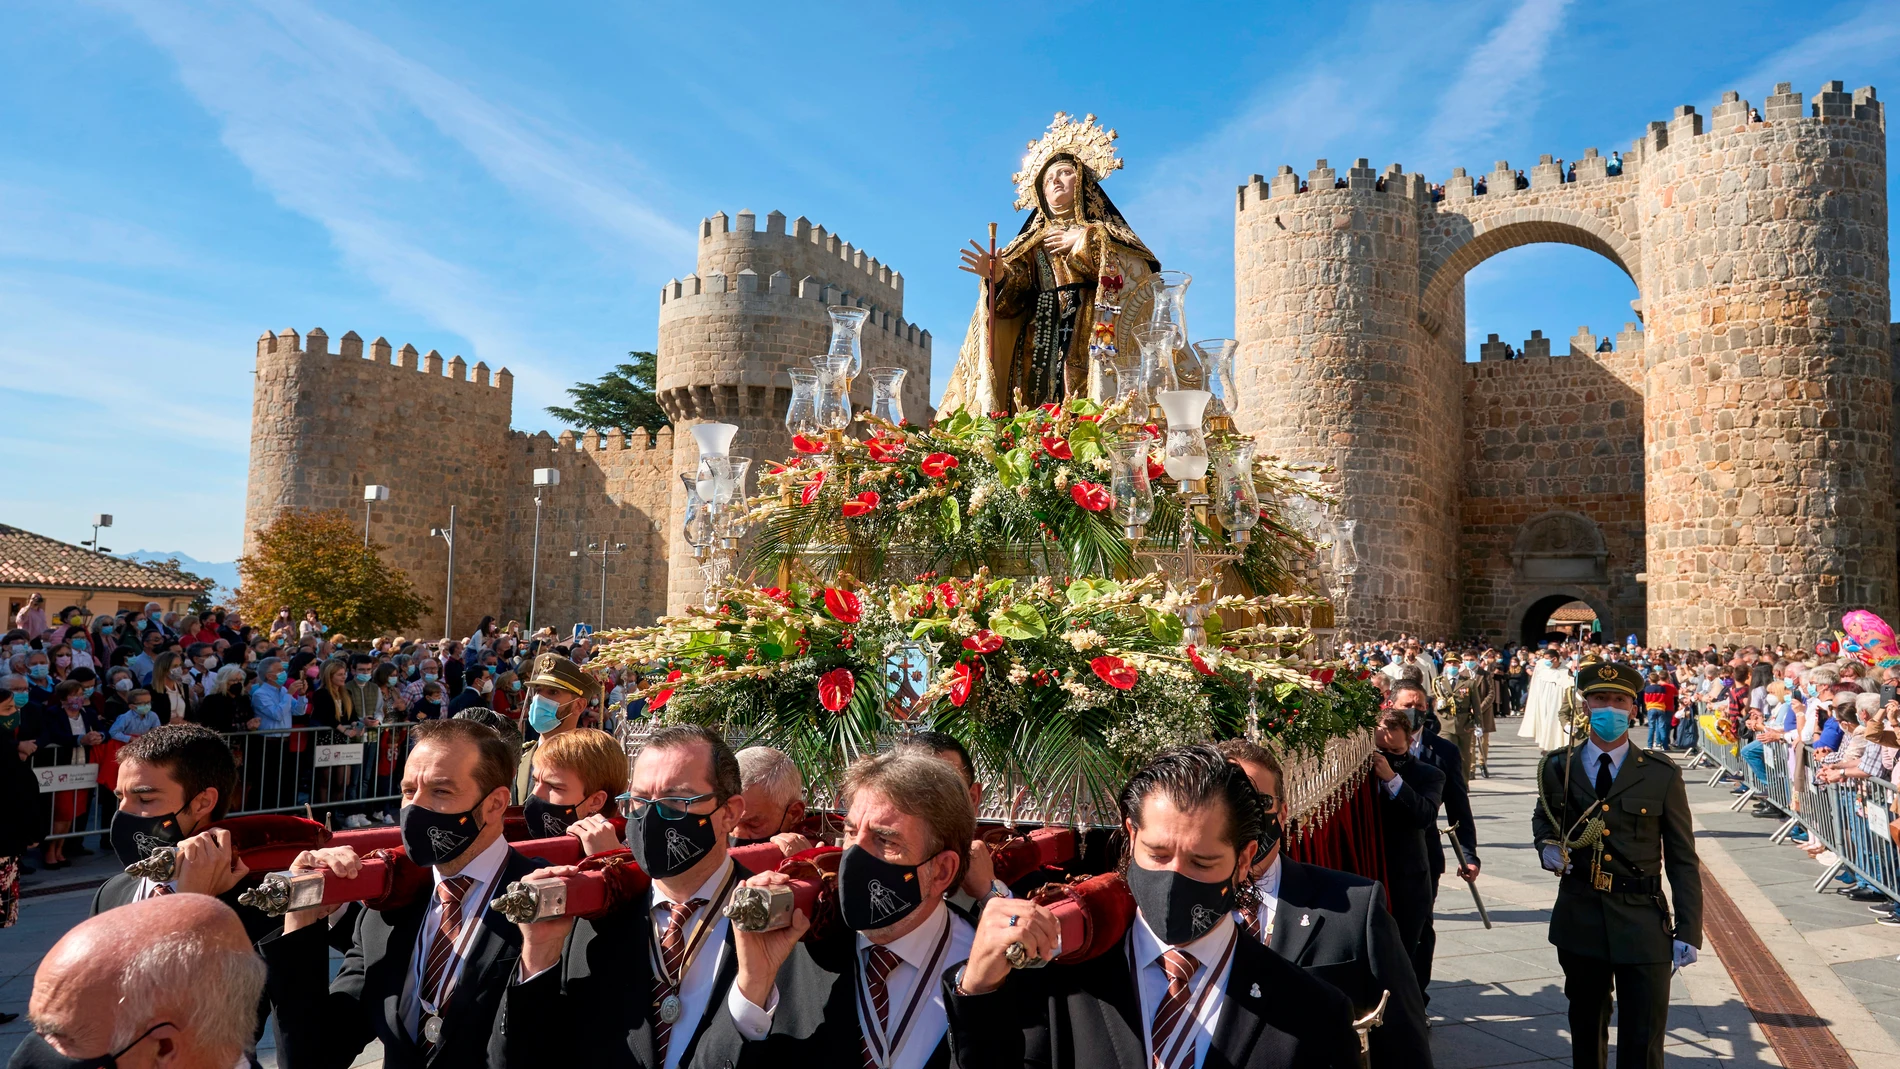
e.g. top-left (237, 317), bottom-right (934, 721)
top-left (860, 944), bottom-right (902, 1069)
top-left (419, 875), bottom-right (475, 1035)
top-left (1150, 949), bottom-right (1201, 1069)
top-left (1238, 902), bottom-right (1265, 943)
top-left (652, 897), bottom-right (707, 1065)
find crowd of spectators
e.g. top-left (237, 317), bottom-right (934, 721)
top-left (0, 597), bottom-right (650, 927)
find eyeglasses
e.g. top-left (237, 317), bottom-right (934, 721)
top-left (617, 793), bottom-right (715, 819)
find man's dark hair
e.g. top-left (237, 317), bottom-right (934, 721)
top-left (893, 730), bottom-right (975, 786)
top-left (1117, 744), bottom-right (1264, 860)
top-left (412, 717), bottom-right (519, 799)
top-left (349, 652), bottom-right (375, 668)
top-left (1389, 679), bottom-right (1431, 706)
top-left (644, 724), bottom-right (742, 802)
top-left (120, 723), bottom-right (240, 820)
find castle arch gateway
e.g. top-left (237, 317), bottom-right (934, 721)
top-left (1233, 82), bottom-right (1895, 645)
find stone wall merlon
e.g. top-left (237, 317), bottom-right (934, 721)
top-left (253, 327), bottom-right (511, 390)
top-left (695, 208), bottom-right (904, 307)
top-left (655, 288), bottom-right (930, 349)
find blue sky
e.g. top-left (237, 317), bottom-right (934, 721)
top-left (3, 0), bottom-right (1898, 563)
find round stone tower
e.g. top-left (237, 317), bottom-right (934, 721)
top-left (1637, 82), bottom-right (1892, 645)
top-left (1233, 159), bottom-right (1464, 637)
top-left (655, 209), bottom-right (934, 613)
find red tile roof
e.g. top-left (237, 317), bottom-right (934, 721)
top-left (0, 525), bottom-right (208, 596)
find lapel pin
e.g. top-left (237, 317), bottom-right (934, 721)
top-left (1300, 914), bottom-right (1310, 926)
top-left (1250, 983), bottom-right (1262, 998)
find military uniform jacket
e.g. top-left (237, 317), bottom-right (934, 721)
top-left (1530, 744), bottom-right (1701, 964)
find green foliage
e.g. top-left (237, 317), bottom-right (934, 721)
top-left (236, 510), bottom-right (429, 638)
top-left (155, 558), bottom-right (216, 614)
top-left (546, 351), bottom-right (669, 438)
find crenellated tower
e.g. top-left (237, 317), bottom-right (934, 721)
top-left (244, 329), bottom-right (514, 637)
top-left (1233, 79), bottom-right (1894, 645)
top-left (656, 209), bottom-right (934, 613)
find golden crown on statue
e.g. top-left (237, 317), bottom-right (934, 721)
top-left (1012, 111), bottom-right (1124, 210)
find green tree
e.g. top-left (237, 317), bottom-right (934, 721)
top-left (236, 509), bottom-right (429, 638)
top-left (547, 351), bottom-right (669, 438)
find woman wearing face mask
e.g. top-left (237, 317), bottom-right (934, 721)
top-left (100, 666), bottom-right (137, 722)
top-left (46, 643), bottom-right (73, 684)
top-left (0, 674), bottom-right (41, 926)
top-left (193, 664), bottom-right (258, 735)
top-left (35, 680), bottom-right (106, 869)
top-left (490, 669), bottom-right (521, 721)
top-left (148, 651), bottom-right (192, 724)
top-left (307, 658), bottom-right (359, 812)
top-left (270, 608), bottom-right (294, 643)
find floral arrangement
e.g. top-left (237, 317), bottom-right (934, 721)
top-left (744, 398), bottom-right (1321, 597)
top-left (593, 567), bottom-right (1381, 824)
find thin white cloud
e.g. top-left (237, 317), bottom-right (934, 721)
top-left (1731, 1), bottom-right (1900, 104)
top-left (99, 0), bottom-right (692, 376)
top-left (1419, 0), bottom-right (1574, 168)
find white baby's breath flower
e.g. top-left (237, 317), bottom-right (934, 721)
top-left (1065, 628), bottom-right (1105, 651)
top-left (1008, 664), bottom-right (1030, 685)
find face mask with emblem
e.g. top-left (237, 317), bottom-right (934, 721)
top-left (1123, 856), bottom-right (1239, 945)
top-left (398, 799), bottom-right (488, 867)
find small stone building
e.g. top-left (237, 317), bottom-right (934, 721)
top-left (0, 525), bottom-right (206, 626)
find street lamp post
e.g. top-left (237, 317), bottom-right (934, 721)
top-left (529, 468), bottom-right (560, 635)
top-left (430, 506), bottom-right (456, 642)
top-left (569, 537), bottom-right (627, 630)
top-left (82, 514), bottom-right (113, 555)
top-left (363, 485), bottom-right (389, 546)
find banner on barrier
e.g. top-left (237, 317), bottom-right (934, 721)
top-left (37, 764), bottom-right (98, 793)
top-left (313, 743), bottom-right (366, 769)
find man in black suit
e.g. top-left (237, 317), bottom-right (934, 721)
top-left (1389, 681), bottom-right (1479, 1006)
top-left (1218, 739), bottom-right (1432, 1069)
top-left (702, 749), bottom-right (978, 1068)
top-left (491, 725), bottom-right (755, 1069)
top-left (945, 744), bottom-right (1359, 1069)
top-left (893, 731), bottom-right (1016, 921)
top-left (260, 717), bottom-right (536, 1069)
top-left (1370, 705), bottom-right (1447, 997)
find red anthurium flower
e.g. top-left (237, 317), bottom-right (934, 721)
top-left (919, 452), bottom-right (959, 479)
top-left (1186, 645), bottom-right (1216, 677)
top-left (649, 669), bottom-right (684, 710)
top-left (1078, 413), bottom-right (1102, 423)
top-left (759, 586), bottom-right (791, 606)
top-left (962, 630), bottom-right (1004, 654)
top-left (800, 469), bottom-right (826, 506)
top-left (866, 439), bottom-right (906, 463)
top-left (818, 667), bottom-right (856, 712)
top-left (841, 491), bottom-right (881, 517)
top-left (1091, 655), bottom-right (1138, 690)
top-left (1038, 402), bottom-right (1062, 416)
top-left (1041, 436), bottom-right (1073, 461)
top-left (935, 582), bottom-right (959, 610)
top-left (950, 661), bottom-right (982, 707)
top-left (1309, 667), bottom-right (1336, 685)
top-left (1141, 423), bottom-right (1161, 439)
top-left (792, 434), bottom-right (828, 454)
top-left (1070, 481), bottom-right (1111, 511)
top-left (823, 587), bottom-right (862, 624)
top-left (1146, 458), bottom-right (1167, 482)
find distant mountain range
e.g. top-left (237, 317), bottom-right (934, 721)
top-left (120, 550), bottom-right (239, 600)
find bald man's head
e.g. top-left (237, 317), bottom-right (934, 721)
top-left (24, 894), bottom-right (262, 1067)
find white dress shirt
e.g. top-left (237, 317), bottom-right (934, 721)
top-left (1579, 736), bottom-right (1631, 784)
top-left (1130, 908), bottom-right (1238, 1069)
top-left (728, 901), bottom-right (975, 1069)
top-left (652, 857), bottom-right (736, 1069)
top-left (403, 833), bottom-right (509, 1039)
top-left (1236, 854), bottom-right (1283, 943)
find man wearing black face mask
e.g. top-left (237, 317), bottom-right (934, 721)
top-left (948, 744), bottom-right (1358, 1069)
top-left (492, 725), bottom-right (753, 1069)
top-left (1218, 739), bottom-right (1432, 1069)
top-left (259, 718), bottom-right (533, 1069)
top-left (702, 750), bottom-right (976, 1068)
top-left (1371, 707), bottom-right (1448, 989)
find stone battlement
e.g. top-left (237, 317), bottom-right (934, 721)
top-left (509, 426), bottom-right (676, 454)
top-left (1237, 80), bottom-right (1881, 214)
top-left (254, 327), bottom-right (513, 393)
top-left (658, 272), bottom-right (930, 352)
top-left (690, 209), bottom-right (904, 312)
top-left (1471, 324), bottom-right (1647, 364)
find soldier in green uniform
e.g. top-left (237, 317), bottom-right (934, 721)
top-left (1532, 660), bottom-right (1702, 1069)
top-left (511, 652), bottom-right (601, 801)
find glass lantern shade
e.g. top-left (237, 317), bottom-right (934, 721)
top-left (1109, 439), bottom-right (1156, 534)
top-left (1193, 339), bottom-right (1239, 421)
top-left (1212, 440), bottom-right (1261, 538)
top-left (827, 305), bottom-right (870, 378)
top-left (1157, 390), bottom-right (1212, 483)
top-left (866, 367), bottom-right (906, 427)
top-left (811, 355), bottom-right (852, 432)
top-left (785, 369), bottom-right (819, 438)
top-left (691, 422), bottom-right (738, 460)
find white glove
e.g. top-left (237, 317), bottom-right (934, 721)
top-left (1539, 844), bottom-right (1573, 874)
top-left (1474, 726), bottom-right (1485, 738)
top-left (1672, 940), bottom-right (1698, 969)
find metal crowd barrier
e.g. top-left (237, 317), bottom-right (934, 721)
top-left (1694, 720), bottom-right (1900, 902)
top-left (35, 722), bottom-right (423, 841)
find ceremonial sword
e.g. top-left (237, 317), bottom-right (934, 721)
top-left (1439, 823), bottom-right (1491, 929)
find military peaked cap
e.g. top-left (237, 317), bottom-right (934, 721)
top-left (527, 651), bottom-right (601, 703)
top-left (1576, 660), bottom-right (1643, 699)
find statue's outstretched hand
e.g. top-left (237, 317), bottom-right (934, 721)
top-left (958, 240), bottom-right (998, 281)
